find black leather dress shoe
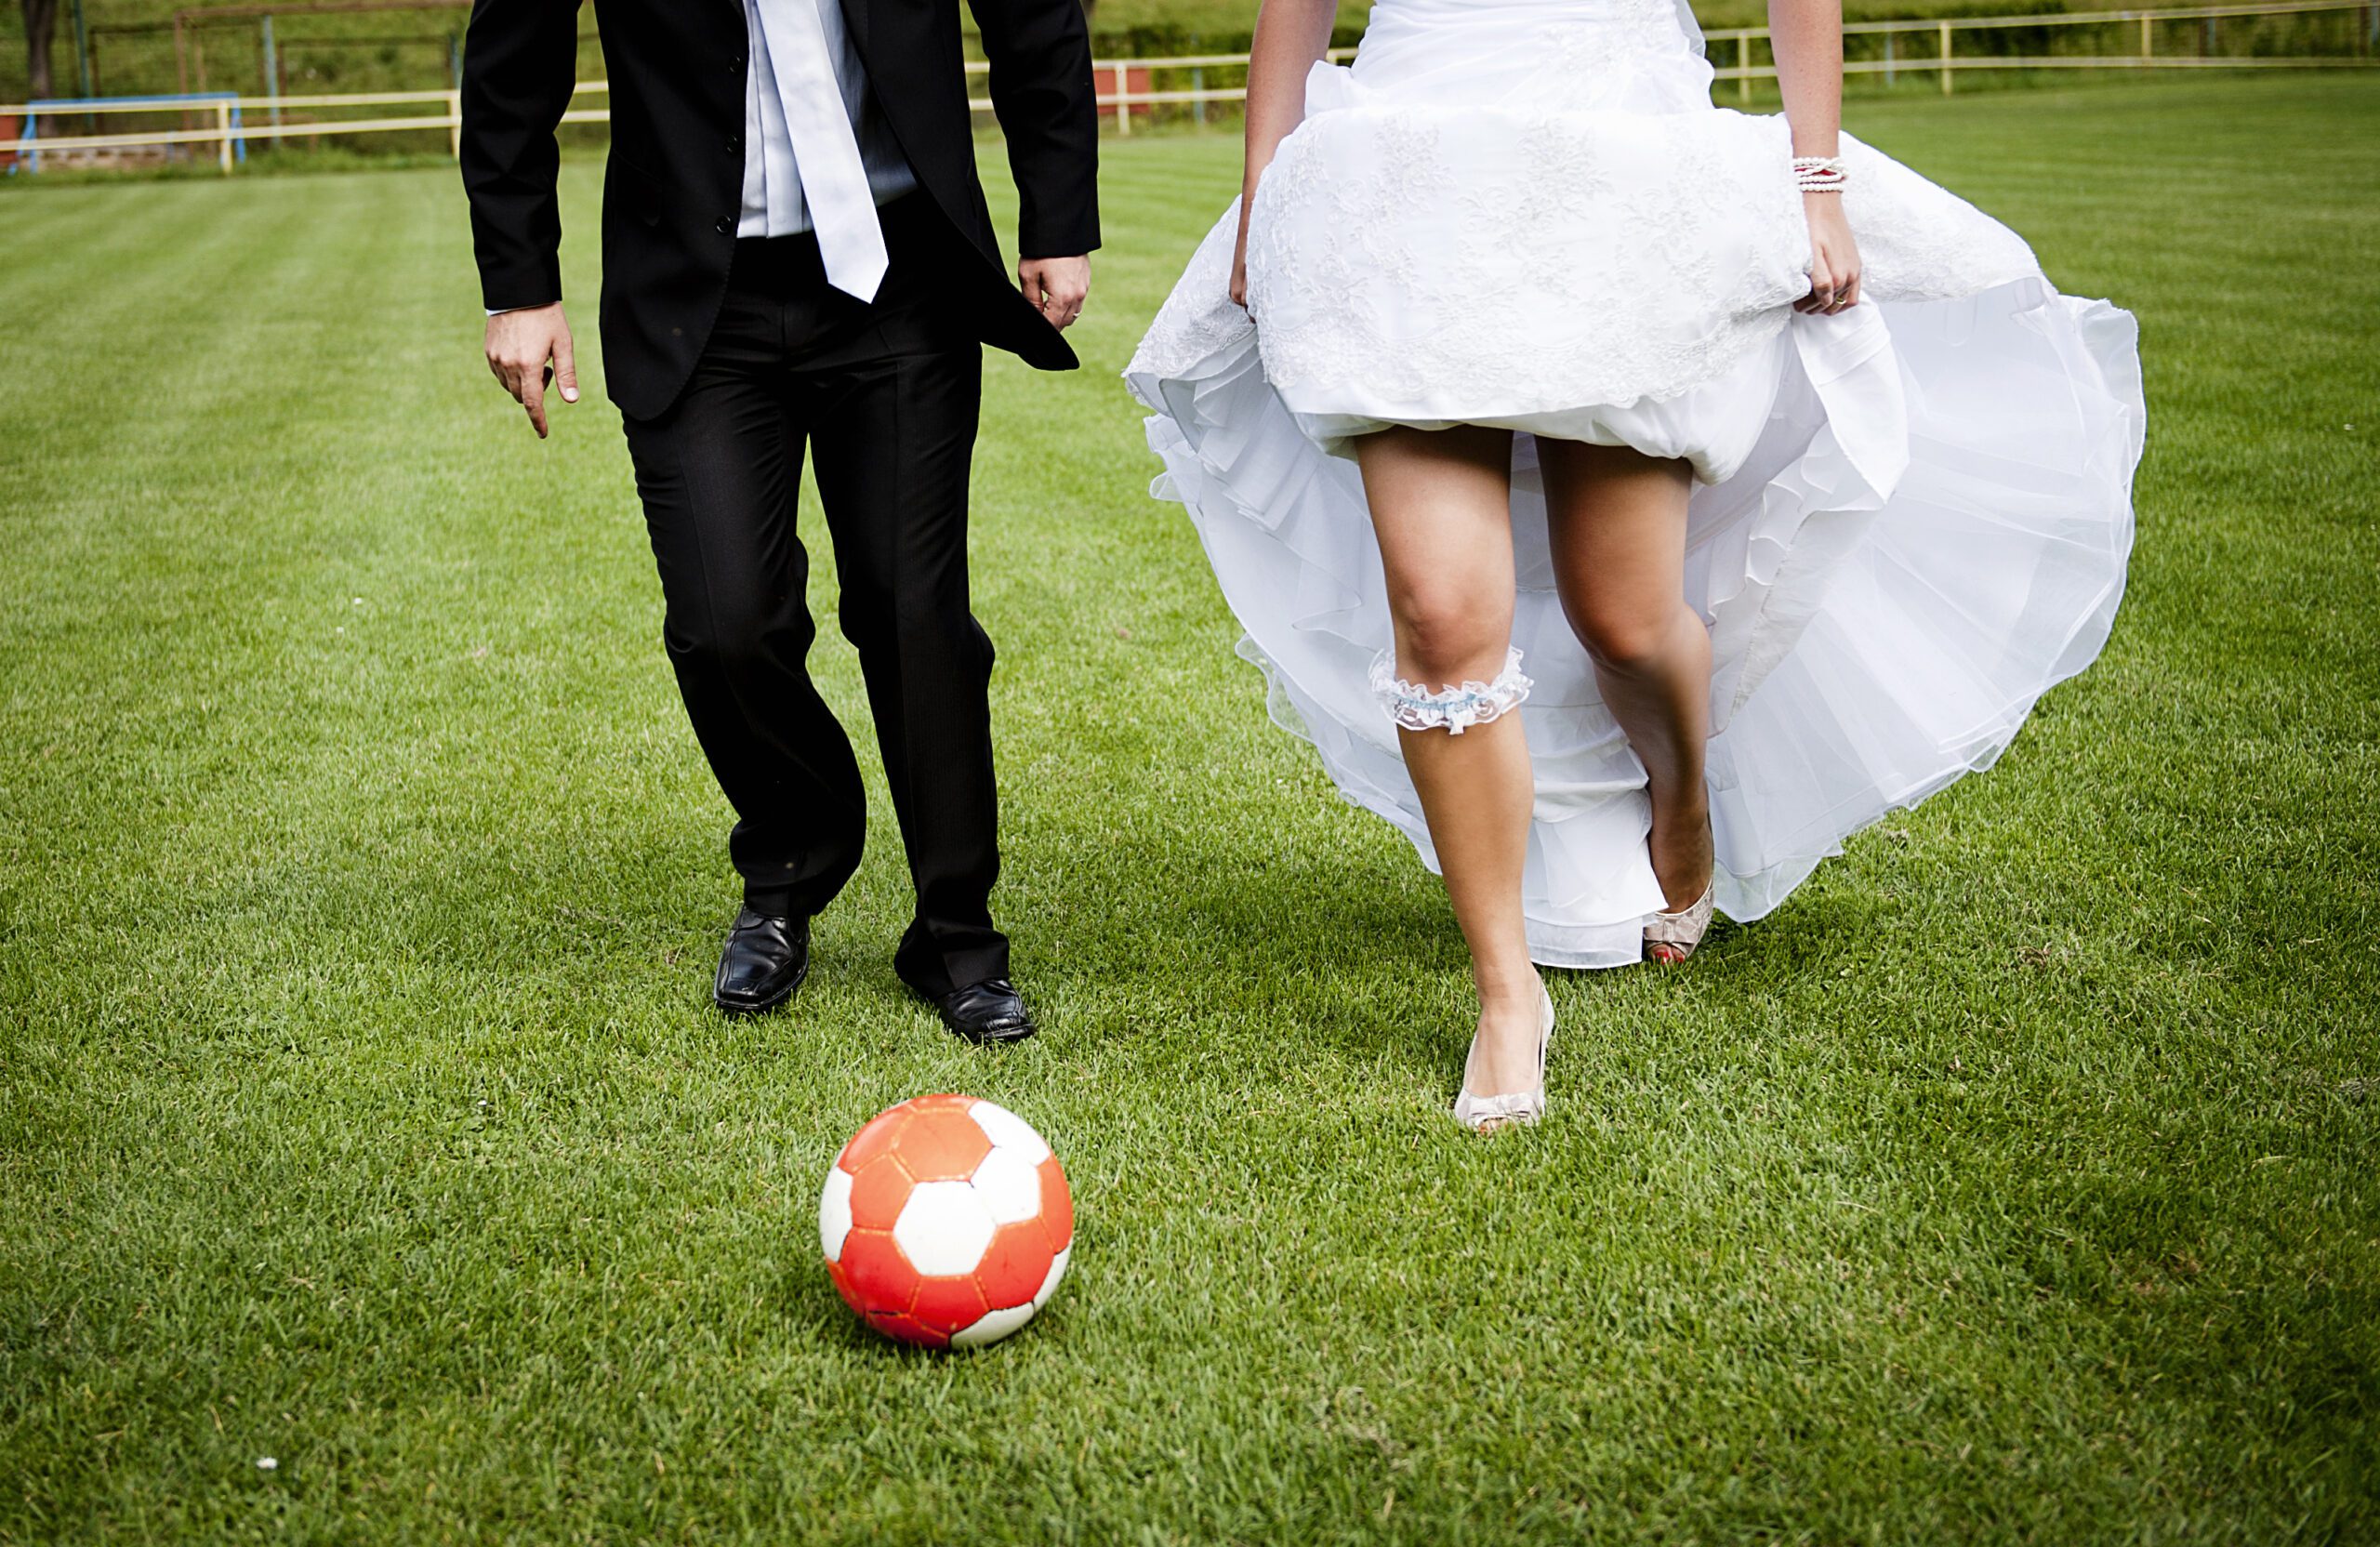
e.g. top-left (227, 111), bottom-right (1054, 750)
top-left (713, 908), bottom-right (809, 1017)
top-left (931, 979), bottom-right (1037, 1044)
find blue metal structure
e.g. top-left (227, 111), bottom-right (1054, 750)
top-left (9, 93), bottom-right (246, 175)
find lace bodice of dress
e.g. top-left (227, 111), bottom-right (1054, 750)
top-left (1351, 0), bottom-right (1708, 109)
top-left (1125, 0), bottom-right (2043, 403)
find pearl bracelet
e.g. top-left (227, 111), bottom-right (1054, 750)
top-left (1793, 154), bottom-right (1847, 193)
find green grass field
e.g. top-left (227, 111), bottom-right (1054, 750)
top-left (3, 73), bottom-right (2377, 1544)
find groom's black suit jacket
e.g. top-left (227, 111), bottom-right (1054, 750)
top-left (461, 0), bottom-right (1101, 421)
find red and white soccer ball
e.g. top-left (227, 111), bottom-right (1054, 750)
top-left (819, 1094), bottom-right (1073, 1349)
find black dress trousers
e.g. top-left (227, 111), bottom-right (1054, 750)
top-left (620, 196), bottom-right (1005, 999)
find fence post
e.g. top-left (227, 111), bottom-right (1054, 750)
top-left (262, 14), bottom-right (284, 133)
top-left (1939, 20), bottom-right (1954, 93)
top-left (72, 0), bottom-right (96, 131)
top-left (1115, 62), bottom-right (1130, 136)
top-left (72, 0), bottom-right (94, 99)
top-left (1884, 29), bottom-right (1897, 86)
top-left (216, 99), bottom-right (232, 174)
top-left (447, 90), bottom-right (462, 159)
top-left (1739, 33), bottom-right (1752, 102)
top-left (2140, 11), bottom-right (2153, 60)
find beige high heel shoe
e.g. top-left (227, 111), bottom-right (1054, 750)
top-left (1453, 982), bottom-right (1555, 1133)
top-left (1643, 882), bottom-right (1716, 964)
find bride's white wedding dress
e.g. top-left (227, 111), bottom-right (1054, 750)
top-left (1125, 0), bottom-right (2145, 968)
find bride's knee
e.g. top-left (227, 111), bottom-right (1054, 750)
top-left (1570, 601), bottom-right (1692, 675)
top-left (1387, 581), bottom-right (1510, 684)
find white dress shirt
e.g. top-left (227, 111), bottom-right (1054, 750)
top-left (738, 0), bottom-right (916, 239)
top-left (489, 0), bottom-right (914, 313)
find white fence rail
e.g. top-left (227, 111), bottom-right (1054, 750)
top-left (1701, 0), bottom-right (2380, 99)
top-left (5, 0), bottom-right (2373, 166)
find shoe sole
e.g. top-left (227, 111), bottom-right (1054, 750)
top-left (714, 966), bottom-right (807, 1019)
top-left (947, 1019), bottom-right (1037, 1046)
top-left (906, 981), bottom-right (1037, 1045)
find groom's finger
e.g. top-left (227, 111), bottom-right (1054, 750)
top-left (1043, 280), bottom-right (1085, 330)
top-left (522, 364), bottom-right (549, 439)
top-left (554, 331), bottom-right (579, 405)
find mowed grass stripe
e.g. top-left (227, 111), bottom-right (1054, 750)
top-left (1, 182), bottom-right (377, 927)
top-left (0, 74), bottom-right (2374, 1544)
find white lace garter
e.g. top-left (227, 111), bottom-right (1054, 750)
top-left (1368, 648), bottom-right (1534, 734)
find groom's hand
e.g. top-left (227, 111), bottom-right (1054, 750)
top-left (1018, 256), bottom-right (1090, 332)
top-left (483, 302), bottom-right (577, 439)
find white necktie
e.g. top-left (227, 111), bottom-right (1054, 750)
top-left (751, 0), bottom-right (889, 302)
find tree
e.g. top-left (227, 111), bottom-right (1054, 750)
top-left (21, 0), bottom-right (60, 99)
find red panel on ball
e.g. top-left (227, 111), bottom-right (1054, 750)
top-left (911, 1274), bottom-right (991, 1337)
top-left (868, 1310), bottom-right (948, 1349)
top-left (825, 1255), bottom-right (864, 1316)
top-left (837, 1227), bottom-right (919, 1316)
top-left (975, 1219), bottom-right (1056, 1310)
top-left (846, 1154), bottom-right (914, 1232)
top-left (838, 1105), bottom-right (912, 1174)
top-left (895, 1107), bottom-right (993, 1183)
top-left (1037, 1156), bottom-right (1074, 1249)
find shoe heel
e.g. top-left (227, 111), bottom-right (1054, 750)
top-left (1453, 983), bottom-right (1554, 1133)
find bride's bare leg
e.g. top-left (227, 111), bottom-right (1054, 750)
top-left (1538, 439), bottom-right (1715, 909)
top-left (1354, 424), bottom-right (1543, 1101)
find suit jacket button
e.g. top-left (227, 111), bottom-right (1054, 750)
top-left (726, 135), bottom-right (742, 156)
top-left (715, 216), bottom-right (735, 236)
